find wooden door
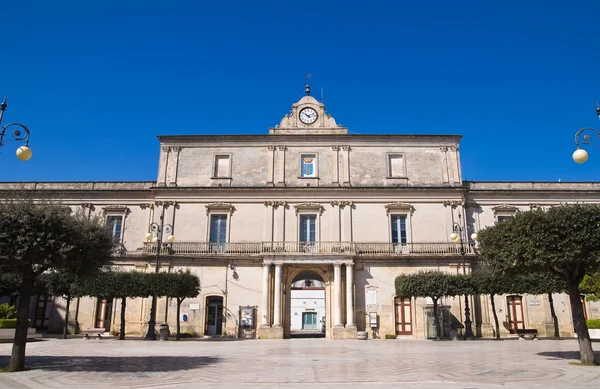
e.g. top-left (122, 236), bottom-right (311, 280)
top-left (395, 296), bottom-right (413, 335)
top-left (507, 295), bottom-right (524, 333)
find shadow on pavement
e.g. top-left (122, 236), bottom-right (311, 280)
top-left (0, 355), bottom-right (220, 372)
top-left (537, 351), bottom-right (600, 360)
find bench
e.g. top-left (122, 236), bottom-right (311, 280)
top-left (82, 328), bottom-right (106, 339)
top-left (516, 329), bottom-right (538, 340)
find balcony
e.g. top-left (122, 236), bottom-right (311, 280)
top-left (141, 241), bottom-right (476, 257)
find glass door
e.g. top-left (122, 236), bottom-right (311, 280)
top-left (302, 312), bottom-right (317, 330)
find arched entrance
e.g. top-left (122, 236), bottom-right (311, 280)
top-left (283, 266), bottom-right (331, 339)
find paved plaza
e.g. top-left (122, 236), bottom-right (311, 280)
top-left (1, 338), bottom-right (599, 389)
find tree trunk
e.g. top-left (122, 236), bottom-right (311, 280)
top-left (433, 297), bottom-right (441, 341)
top-left (176, 298), bottom-right (182, 341)
top-left (548, 292), bottom-right (560, 340)
top-left (62, 295), bottom-right (71, 339)
top-left (9, 271), bottom-right (34, 372)
top-left (119, 297), bottom-right (126, 340)
top-left (490, 293), bottom-right (500, 340)
top-left (567, 280), bottom-right (596, 365)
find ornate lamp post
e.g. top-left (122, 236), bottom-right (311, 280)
top-left (450, 216), bottom-right (478, 340)
top-left (0, 95), bottom-right (32, 160)
top-left (144, 202), bottom-right (175, 340)
top-left (572, 103), bottom-right (600, 163)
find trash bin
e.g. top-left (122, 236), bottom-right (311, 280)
top-left (159, 324), bottom-right (169, 341)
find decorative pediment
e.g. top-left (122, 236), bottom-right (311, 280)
top-left (443, 200), bottom-right (464, 208)
top-left (384, 202), bottom-right (414, 215)
top-left (492, 204), bottom-right (519, 216)
top-left (294, 202), bottom-right (324, 215)
top-left (206, 202), bottom-right (235, 215)
top-left (330, 201), bottom-right (353, 208)
top-left (102, 205), bottom-right (131, 215)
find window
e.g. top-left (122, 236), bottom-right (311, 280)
top-left (209, 215), bottom-right (227, 243)
top-left (300, 154), bottom-right (317, 178)
top-left (106, 215), bottom-right (123, 244)
top-left (213, 155), bottom-right (231, 178)
top-left (391, 215), bottom-right (407, 244)
top-left (497, 215), bottom-right (513, 223)
top-left (387, 154), bottom-right (405, 178)
top-left (299, 215), bottom-right (316, 242)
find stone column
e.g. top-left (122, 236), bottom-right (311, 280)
top-left (267, 145), bottom-right (276, 186)
top-left (341, 145), bottom-right (351, 185)
top-left (273, 264), bottom-right (283, 327)
top-left (345, 263), bottom-right (354, 327)
top-left (261, 263), bottom-right (271, 327)
top-left (331, 145), bottom-right (340, 185)
top-left (334, 263), bottom-right (343, 327)
top-left (276, 145), bottom-right (286, 186)
top-left (168, 146), bottom-right (182, 187)
top-left (157, 146), bottom-right (170, 186)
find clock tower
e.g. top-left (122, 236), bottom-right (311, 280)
top-left (269, 85), bottom-right (348, 135)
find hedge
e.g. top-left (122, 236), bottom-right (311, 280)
top-left (586, 319), bottom-right (600, 329)
top-left (0, 319), bottom-right (31, 329)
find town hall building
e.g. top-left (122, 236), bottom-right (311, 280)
top-left (2, 87), bottom-right (599, 340)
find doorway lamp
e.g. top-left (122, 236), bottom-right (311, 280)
top-left (449, 216), bottom-right (478, 340)
top-left (572, 103), bottom-right (600, 163)
top-left (0, 95), bottom-right (33, 161)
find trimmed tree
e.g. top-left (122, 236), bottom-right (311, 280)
top-left (146, 270), bottom-right (201, 340)
top-left (476, 204), bottom-right (600, 365)
top-left (0, 201), bottom-right (114, 371)
top-left (471, 270), bottom-right (513, 340)
top-left (82, 270), bottom-right (148, 340)
top-left (395, 271), bottom-right (473, 340)
top-left (519, 272), bottom-right (566, 340)
top-left (580, 271), bottom-right (600, 302)
top-left (38, 272), bottom-right (86, 339)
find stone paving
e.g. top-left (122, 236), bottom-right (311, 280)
top-left (0, 338), bottom-right (599, 389)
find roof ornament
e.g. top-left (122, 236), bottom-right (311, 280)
top-left (305, 74), bottom-right (312, 95)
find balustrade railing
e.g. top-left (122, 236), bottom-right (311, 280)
top-left (142, 241), bottom-right (475, 256)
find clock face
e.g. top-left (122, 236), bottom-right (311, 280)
top-left (299, 107), bottom-right (318, 124)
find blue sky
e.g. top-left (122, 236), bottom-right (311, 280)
top-left (2, 1), bottom-right (600, 182)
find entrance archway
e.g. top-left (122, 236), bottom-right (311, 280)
top-left (284, 266), bottom-right (331, 339)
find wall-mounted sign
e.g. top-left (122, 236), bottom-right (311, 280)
top-left (189, 304), bottom-right (200, 310)
top-left (528, 300), bottom-right (540, 306)
top-left (366, 290), bottom-right (378, 306)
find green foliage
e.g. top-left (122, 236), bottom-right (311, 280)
top-left (476, 204), bottom-right (600, 281)
top-left (145, 270), bottom-right (201, 299)
top-left (472, 269), bottom-right (566, 295)
top-left (0, 273), bottom-right (21, 301)
top-left (385, 334), bottom-right (397, 339)
top-left (0, 319), bottom-right (30, 328)
top-left (586, 320), bottom-right (600, 329)
top-left (0, 303), bottom-right (16, 319)
top-left (81, 270), bottom-right (149, 299)
top-left (395, 271), bottom-right (473, 299)
top-left (580, 272), bottom-right (600, 302)
top-left (0, 200), bottom-right (115, 277)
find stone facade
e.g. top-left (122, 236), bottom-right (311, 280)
top-left (1, 91), bottom-right (599, 340)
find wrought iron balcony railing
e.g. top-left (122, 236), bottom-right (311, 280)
top-left (141, 241), bottom-right (476, 256)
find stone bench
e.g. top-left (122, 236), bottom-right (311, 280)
top-left (516, 329), bottom-right (538, 340)
top-left (81, 328), bottom-right (106, 339)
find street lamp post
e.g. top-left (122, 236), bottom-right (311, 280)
top-left (450, 216), bottom-right (478, 340)
top-left (144, 202), bottom-right (175, 340)
top-left (572, 103), bottom-right (600, 163)
top-left (0, 95), bottom-right (33, 160)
